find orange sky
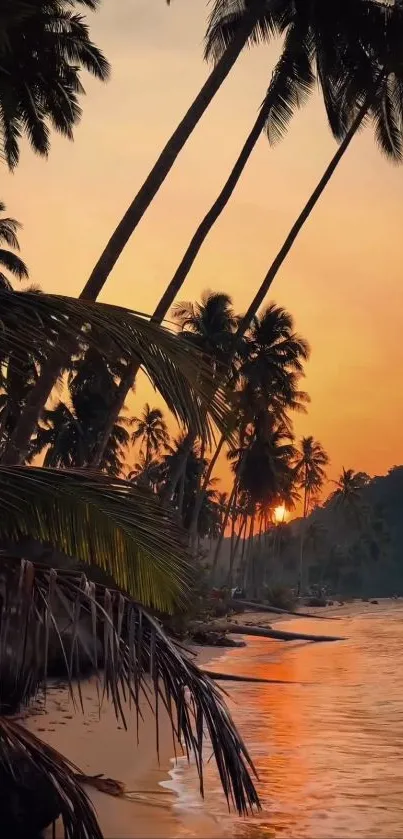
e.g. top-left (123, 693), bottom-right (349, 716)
top-left (5, 0), bottom-right (403, 492)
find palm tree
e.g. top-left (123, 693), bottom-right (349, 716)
top-left (211, 301), bottom-right (309, 570)
top-left (0, 307), bottom-right (260, 833)
top-left (73, 0), bottom-right (395, 468)
top-left (131, 403), bottom-right (169, 465)
top-left (0, 468), bottom-right (259, 835)
top-left (330, 467), bottom-right (370, 526)
top-left (163, 291), bottom-right (238, 513)
top-left (31, 400), bottom-right (130, 475)
top-left (295, 436), bottom-right (329, 519)
top-left (9, 0), bottom-right (403, 462)
top-left (1, 290), bottom-right (231, 465)
top-left (294, 436), bottom-right (329, 593)
top-left (0, 203), bottom-right (28, 287)
top-left (226, 1), bottom-right (403, 349)
top-left (0, 0), bottom-right (109, 169)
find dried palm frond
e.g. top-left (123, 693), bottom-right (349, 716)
top-left (0, 559), bottom-right (260, 815)
top-left (0, 289), bottom-right (232, 444)
top-left (0, 717), bottom-right (102, 839)
top-left (0, 466), bottom-right (191, 612)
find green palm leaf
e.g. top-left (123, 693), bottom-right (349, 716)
top-left (0, 289), bottom-right (231, 444)
top-left (0, 466), bottom-right (191, 612)
top-left (0, 559), bottom-right (260, 816)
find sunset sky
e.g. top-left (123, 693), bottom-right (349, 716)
top-left (6, 0), bottom-right (403, 493)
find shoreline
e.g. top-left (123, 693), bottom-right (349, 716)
top-left (27, 603), bottom-right (364, 837)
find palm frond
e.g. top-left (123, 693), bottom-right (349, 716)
top-left (0, 560), bottom-right (260, 816)
top-left (263, 21), bottom-right (315, 145)
top-left (0, 248), bottom-right (28, 279)
top-left (0, 717), bottom-right (102, 839)
top-left (0, 466), bottom-right (192, 612)
top-left (0, 289), bottom-right (232, 444)
top-left (204, 0), bottom-right (287, 64)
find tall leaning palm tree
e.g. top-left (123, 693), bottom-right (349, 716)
top-left (227, 1), bottom-right (403, 347)
top-left (131, 403), bottom-right (169, 465)
top-left (8, 0), bottom-right (401, 465)
top-left (77, 0), bottom-right (403, 470)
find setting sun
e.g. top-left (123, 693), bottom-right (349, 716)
top-left (274, 505), bottom-right (288, 523)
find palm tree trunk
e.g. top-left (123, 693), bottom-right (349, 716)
top-left (161, 429), bottom-right (195, 507)
top-left (88, 96), bottom-right (268, 470)
top-left (246, 508), bottom-right (256, 596)
top-left (228, 513), bottom-right (247, 586)
top-left (298, 482), bottom-right (307, 596)
top-left (187, 430), bottom-right (226, 540)
top-left (153, 99), bottom-right (269, 304)
top-left (190, 433), bottom-right (206, 551)
top-left (80, 14), bottom-right (261, 302)
top-left (211, 479), bottom-right (237, 574)
top-left (233, 96), bottom-right (372, 344)
top-left (177, 469), bottom-right (186, 521)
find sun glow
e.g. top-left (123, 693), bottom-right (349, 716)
top-left (274, 504), bottom-right (288, 523)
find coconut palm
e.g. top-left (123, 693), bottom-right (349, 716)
top-left (1, 290), bottom-right (231, 465)
top-left (210, 301), bottom-right (309, 570)
top-left (330, 467), bottom-right (370, 526)
top-left (0, 203), bottom-right (28, 287)
top-left (173, 290), bottom-right (238, 361)
top-left (295, 436), bottom-right (329, 518)
top-left (0, 0), bottom-right (109, 169)
top-left (162, 291), bottom-right (238, 512)
top-left (31, 401), bottom-right (130, 475)
top-left (131, 403), bottom-right (169, 465)
top-left (294, 435), bottom-right (329, 593)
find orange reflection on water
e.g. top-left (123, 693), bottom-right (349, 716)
top-left (178, 604), bottom-right (403, 839)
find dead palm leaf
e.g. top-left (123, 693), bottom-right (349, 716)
top-left (0, 717), bottom-right (102, 839)
top-left (0, 559), bottom-right (260, 816)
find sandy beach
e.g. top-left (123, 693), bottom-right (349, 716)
top-left (24, 602), bottom-right (375, 837)
top-left (24, 644), bottom-right (226, 839)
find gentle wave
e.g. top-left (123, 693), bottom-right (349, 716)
top-left (167, 602), bottom-right (403, 838)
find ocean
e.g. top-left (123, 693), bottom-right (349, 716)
top-left (165, 601), bottom-right (403, 838)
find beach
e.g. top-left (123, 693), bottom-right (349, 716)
top-left (25, 644), bottom-right (224, 839)
top-left (25, 600), bottom-right (403, 838)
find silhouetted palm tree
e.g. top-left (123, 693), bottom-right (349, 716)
top-left (330, 467), bottom-right (370, 526)
top-left (0, 0), bottom-right (109, 168)
top-left (294, 435), bottom-right (329, 592)
top-left (163, 292), bottom-right (238, 514)
top-left (130, 403), bottom-right (169, 465)
top-left (0, 203), bottom-right (28, 287)
top-left (230, 1), bottom-right (403, 347)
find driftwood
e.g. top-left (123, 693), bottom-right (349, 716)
top-left (75, 774), bottom-right (126, 797)
top-left (193, 622), bottom-right (345, 643)
top-left (230, 598), bottom-right (340, 621)
top-left (202, 670), bottom-right (303, 685)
